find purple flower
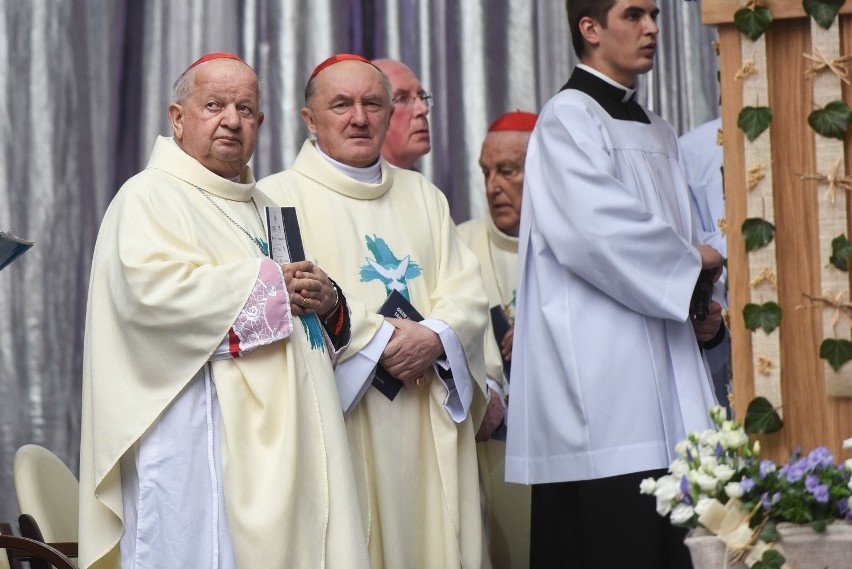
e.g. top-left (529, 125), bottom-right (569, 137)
top-left (838, 498), bottom-right (849, 517)
top-left (759, 460), bottom-right (776, 479)
top-left (715, 442), bottom-right (723, 458)
top-left (807, 446), bottom-right (834, 470)
top-left (786, 458), bottom-right (808, 483)
top-left (680, 475), bottom-right (693, 505)
top-left (805, 474), bottom-right (821, 493)
top-left (761, 492), bottom-right (781, 510)
top-left (740, 477), bottom-right (755, 493)
top-left (812, 484), bottom-right (830, 504)
top-left (686, 447), bottom-right (694, 463)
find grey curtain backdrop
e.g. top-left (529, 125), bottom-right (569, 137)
top-left (0, 0), bottom-right (719, 524)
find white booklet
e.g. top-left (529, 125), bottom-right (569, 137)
top-left (0, 230), bottom-right (34, 271)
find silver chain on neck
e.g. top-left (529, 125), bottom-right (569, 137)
top-left (193, 185), bottom-right (269, 256)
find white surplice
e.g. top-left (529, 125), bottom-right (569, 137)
top-left (505, 69), bottom-right (717, 485)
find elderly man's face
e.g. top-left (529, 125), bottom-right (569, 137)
top-left (373, 60), bottom-right (430, 169)
top-left (169, 60), bottom-right (264, 179)
top-left (301, 61), bottom-right (392, 168)
top-left (479, 130), bottom-right (530, 237)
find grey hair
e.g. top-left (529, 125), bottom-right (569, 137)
top-left (171, 61), bottom-right (264, 107)
top-left (304, 63), bottom-right (392, 108)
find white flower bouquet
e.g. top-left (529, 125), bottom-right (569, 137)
top-left (640, 406), bottom-right (852, 567)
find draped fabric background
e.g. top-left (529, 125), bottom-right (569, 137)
top-left (0, 0), bottom-right (719, 524)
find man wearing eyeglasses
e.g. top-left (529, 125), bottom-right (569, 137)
top-left (372, 58), bottom-right (432, 169)
top-left (259, 54), bottom-right (490, 569)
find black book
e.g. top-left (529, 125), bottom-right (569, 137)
top-left (490, 305), bottom-right (512, 380)
top-left (0, 231), bottom-right (33, 271)
top-left (373, 290), bottom-right (424, 400)
top-left (265, 207), bottom-right (305, 263)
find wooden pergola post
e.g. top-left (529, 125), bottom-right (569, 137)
top-left (702, 0), bottom-right (852, 462)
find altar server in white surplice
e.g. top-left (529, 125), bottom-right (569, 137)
top-left (259, 54), bottom-right (489, 569)
top-left (504, 2), bottom-right (724, 568)
top-left (457, 110), bottom-right (538, 569)
top-left (78, 53), bottom-right (368, 569)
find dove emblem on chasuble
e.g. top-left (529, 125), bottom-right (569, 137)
top-left (359, 235), bottom-right (422, 301)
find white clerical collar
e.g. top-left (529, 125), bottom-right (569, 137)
top-left (314, 141), bottom-right (383, 184)
top-left (576, 64), bottom-right (636, 103)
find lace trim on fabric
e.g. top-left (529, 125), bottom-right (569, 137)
top-left (231, 259), bottom-right (293, 357)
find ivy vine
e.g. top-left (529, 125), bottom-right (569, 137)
top-left (743, 396), bottom-right (784, 434)
top-left (742, 218), bottom-right (775, 252)
top-left (734, 5), bottom-right (774, 40)
top-left (829, 234), bottom-right (852, 271)
top-left (807, 100), bottom-right (852, 140)
top-left (743, 301), bottom-right (782, 333)
top-left (804, 0), bottom-right (846, 29)
top-left (738, 106), bottom-right (773, 141)
top-left (820, 337), bottom-right (852, 371)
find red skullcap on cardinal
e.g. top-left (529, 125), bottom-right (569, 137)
top-left (309, 53), bottom-right (379, 79)
top-left (488, 111), bottom-right (538, 133)
top-left (183, 52), bottom-right (252, 75)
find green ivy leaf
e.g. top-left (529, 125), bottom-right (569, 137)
top-left (734, 7), bottom-right (774, 40)
top-left (743, 302), bottom-right (782, 333)
top-left (738, 106), bottom-right (773, 141)
top-left (752, 548), bottom-right (786, 569)
top-left (742, 218), bottom-right (775, 252)
top-left (830, 234), bottom-right (852, 271)
top-left (804, 0), bottom-right (846, 29)
top-left (744, 396), bottom-right (783, 434)
top-left (812, 519), bottom-right (828, 532)
top-left (807, 100), bottom-right (852, 139)
top-left (820, 338), bottom-right (852, 371)
top-left (758, 520), bottom-right (781, 543)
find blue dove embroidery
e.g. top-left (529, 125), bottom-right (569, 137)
top-left (359, 235), bottom-right (422, 300)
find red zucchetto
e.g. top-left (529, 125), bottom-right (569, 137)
top-left (184, 52), bottom-right (251, 74)
top-left (309, 53), bottom-right (377, 79)
top-left (488, 111), bottom-right (538, 132)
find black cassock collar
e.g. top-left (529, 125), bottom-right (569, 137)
top-left (561, 67), bottom-right (650, 124)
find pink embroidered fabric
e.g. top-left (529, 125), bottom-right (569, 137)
top-left (230, 258), bottom-right (293, 357)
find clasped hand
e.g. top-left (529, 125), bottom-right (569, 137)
top-left (379, 318), bottom-right (444, 389)
top-left (281, 260), bottom-right (337, 317)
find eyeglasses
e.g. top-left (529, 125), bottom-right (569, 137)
top-left (392, 90), bottom-right (433, 109)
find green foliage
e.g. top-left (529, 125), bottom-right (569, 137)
top-left (804, 0), bottom-right (846, 29)
top-left (820, 338), bottom-right (852, 371)
top-left (734, 6), bottom-right (774, 40)
top-left (743, 446), bottom-right (851, 532)
top-left (743, 302), bottom-right (782, 334)
top-left (742, 218), bottom-right (775, 252)
top-left (738, 106), bottom-right (773, 141)
top-left (744, 396), bottom-right (783, 434)
top-left (830, 234), bottom-right (852, 271)
top-left (645, 408), bottom-right (852, 537)
top-left (752, 549), bottom-right (786, 569)
top-left (808, 100), bottom-right (852, 140)
top-left (758, 520), bottom-right (781, 543)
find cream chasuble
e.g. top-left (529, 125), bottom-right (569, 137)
top-left (457, 216), bottom-right (531, 569)
top-left (79, 137), bottom-right (368, 569)
top-left (259, 140), bottom-right (489, 569)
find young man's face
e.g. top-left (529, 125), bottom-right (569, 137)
top-left (587, 0), bottom-right (659, 86)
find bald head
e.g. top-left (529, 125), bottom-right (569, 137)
top-left (372, 59), bottom-right (431, 169)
